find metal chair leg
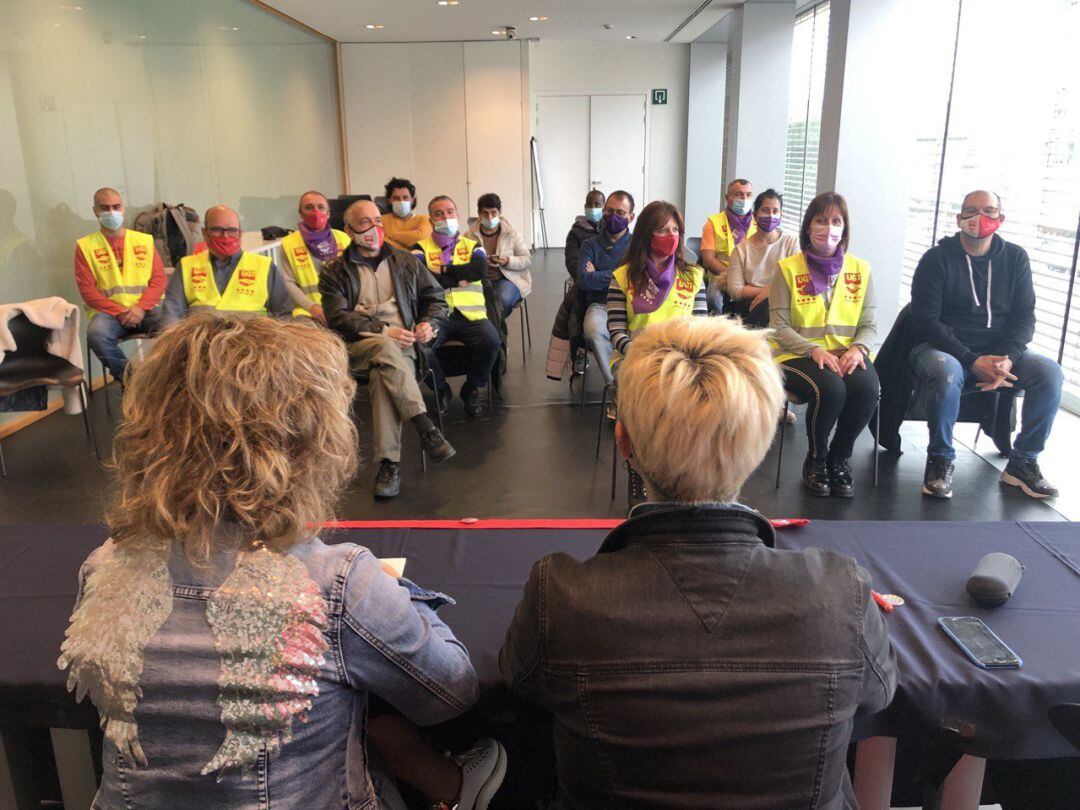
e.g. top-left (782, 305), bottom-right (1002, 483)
top-left (580, 349), bottom-right (588, 410)
top-left (596, 384), bottom-right (610, 458)
top-left (518, 301), bottom-right (527, 363)
top-left (610, 422), bottom-right (618, 500)
top-left (874, 397), bottom-right (881, 488)
top-left (85, 333), bottom-right (94, 400)
top-left (79, 382), bottom-right (101, 463)
top-left (0, 435), bottom-right (6, 477)
top-left (776, 400), bottom-right (789, 489)
top-left (523, 297), bottom-right (532, 348)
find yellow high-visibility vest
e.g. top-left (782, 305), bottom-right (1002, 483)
top-left (280, 229), bottom-right (351, 318)
top-left (180, 251), bottom-right (271, 317)
top-left (612, 263), bottom-right (705, 355)
top-left (770, 252), bottom-right (871, 363)
top-left (417, 236), bottom-right (487, 321)
top-left (707, 210), bottom-right (758, 267)
top-left (76, 230), bottom-right (155, 318)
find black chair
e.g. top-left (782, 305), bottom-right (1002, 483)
top-left (0, 314), bottom-right (100, 475)
top-left (510, 297), bottom-right (532, 362)
top-left (373, 196), bottom-right (391, 215)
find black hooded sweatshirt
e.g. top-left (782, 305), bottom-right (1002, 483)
top-left (909, 232), bottom-right (1036, 369)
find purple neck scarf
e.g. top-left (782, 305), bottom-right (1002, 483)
top-left (432, 230), bottom-right (459, 266)
top-left (726, 206), bottom-right (754, 244)
top-left (298, 222), bottom-right (339, 262)
top-left (802, 247), bottom-right (845, 296)
top-left (632, 253), bottom-right (676, 314)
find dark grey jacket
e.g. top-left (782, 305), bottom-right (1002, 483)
top-left (319, 244), bottom-right (448, 343)
top-left (500, 503), bottom-right (897, 810)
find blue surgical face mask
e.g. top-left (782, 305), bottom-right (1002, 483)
top-left (434, 217), bottom-right (458, 236)
top-left (585, 207), bottom-right (603, 223)
top-left (392, 200), bottom-right (412, 217)
top-left (481, 215), bottom-right (500, 230)
top-left (98, 210), bottom-right (124, 231)
top-left (730, 198), bottom-right (752, 216)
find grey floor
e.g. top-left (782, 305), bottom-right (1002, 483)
top-left (0, 248), bottom-right (1072, 525)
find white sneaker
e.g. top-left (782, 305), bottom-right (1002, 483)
top-left (452, 737), bottom-right (507, 810)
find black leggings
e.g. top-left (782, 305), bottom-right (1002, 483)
top-left (781, 356), bottom-right (880, 460)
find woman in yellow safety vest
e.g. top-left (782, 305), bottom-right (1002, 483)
top-left (606, 199), bottom-right (708, 505)
top-left (769, 191), bottom-right (879, 500)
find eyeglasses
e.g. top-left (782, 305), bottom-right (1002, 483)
top-left (205, 227), bottom-right (241, 238)
top-left (603, 207), bottom-right (630, 218)
top-left (961, 207), bottom-right (1000, 218)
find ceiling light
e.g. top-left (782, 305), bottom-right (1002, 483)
top-left (60, 4), bottom-right (83, 10)
top-left (219, 26), bottom-right (239, 31)
top-left (625, 35), bottom-right (637, 39)
top-left (529, 16), bottom-right (548, 21)
top-left (492, 29), bottom-right (503, 35)
top-left (366, 23), bottom-right (384, 29)
top-left (438, 1), bottom-right (460, 5)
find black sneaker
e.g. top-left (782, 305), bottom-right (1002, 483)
top-left (461, 385), bottom-right (482, 418)
top-left (626, 463), bottom-right (647, 508)
top-left (373, 460), bottom-right (401, 499)
top-left (573, 348), bottom-right (588, 376)
top-left (1001, 459), bottom-right (1058, 499)
top-left (420, 428), bottom-right (456, 463)
top-left (802, 453), bottom-right (831, 497)
top-left (828, 456), bottom-right (854, 498)
top-left (921, 456), bottom-right (954, 499)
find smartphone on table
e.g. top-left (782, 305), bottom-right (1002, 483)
top-left (938, 616), bottom-right (1022, 669)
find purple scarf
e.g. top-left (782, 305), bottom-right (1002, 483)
top-left (632, 254), bottom-right (676, 314)
top-left (802, 247), bottom-right (845, 296)
top-left (432, 230), bottom-right (459, 266)
top-left (726, 206), bottom-right (754, 244)
top-left (298, 222), bottom-right (339, 262)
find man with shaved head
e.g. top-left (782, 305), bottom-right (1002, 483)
top-left (74, 187), bottom-right (166, 382)
top-left (162, 204), bottom-right (291, 326)
top-left (701, 178), bottom-right (756, 312)
top-left (910, 189), bottom-right (1064, 500)
top-left (320, 199), bottom-right (454, 499)
top-left (279, 190), bottom-right (351, 325)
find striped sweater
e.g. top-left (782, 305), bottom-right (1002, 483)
top-left (606, 271), bottom-right (709, 356)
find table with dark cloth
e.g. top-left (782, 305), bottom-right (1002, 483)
top-left (1, 519), bottom-right (1078, 769)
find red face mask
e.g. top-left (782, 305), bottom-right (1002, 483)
top-left (302, 210), bottom-right (329, 230)
top-left (208, 235), bottom-right (242, 257)
top-left (960, 213), bottom-right (1001, 240)
top-left (650, 233), bottom-right (680, 258)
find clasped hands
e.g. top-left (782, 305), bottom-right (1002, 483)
top-left (386, 321), bottom-right (436, 349)
top-left (810, 345), bottom-right (867, 377)
top-left (117, 306), bottom-right (145, 328)
top-left (971, 354), bottom-right (1017, 392)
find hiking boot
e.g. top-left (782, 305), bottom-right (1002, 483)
top-left (420, 428), bottom-right (456, 463)
top-left (461, 384), bottom-right (482, 418)
top-left (1001, 459), bottom-right (1058, 499)
top-left (373, 461), bottom-right (401, 499)
top-left (922, 456), bottom-right (954, 499)
top-left (627, 464), bottom-right (648, 508)
top-left (828, 456), bottom-right (854, 499)
top-left (802, 453), bottom-right (831, 497)
top-left (446, 737), bottom-right (507, 810)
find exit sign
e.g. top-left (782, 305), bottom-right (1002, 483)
top-left (652, 88), bottom-right (668, 105)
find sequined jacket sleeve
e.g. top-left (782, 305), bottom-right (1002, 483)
top-left (338, 549), bottom-right (479, 726)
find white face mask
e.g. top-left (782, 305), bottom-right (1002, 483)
top-left (352, 224), bottom-right (383, 251)
top-left (392, 200), bottom-right (412, 217)
top-left (481, 215), bottom-right (500, 230)
top-left (434, 217), bottom-right (459, 236)
top-left (98, 210), bottom-right (124, 231)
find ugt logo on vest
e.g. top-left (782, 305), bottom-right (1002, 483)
top-left (293, 246), bottom-right (307, 260)
top-left (844, 272), bottom-right (862, 297)
top-left (238, 268), bottom-right (256, 287)
top-left (676, 276), bottom-right (695, 297)
top-left (191, 266), bottom-right (207, 286)
top-left (93, 249), bottom-right (110, 264)
top-left (133, 245), bottom-right (148, 261)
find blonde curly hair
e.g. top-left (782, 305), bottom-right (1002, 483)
top-left (106, 315), bottom-right (359, 561)
top-left (618, 316), bottom-right (784, 503)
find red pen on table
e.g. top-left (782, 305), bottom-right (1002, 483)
top-left (871, 590), bottom-right (894, 613)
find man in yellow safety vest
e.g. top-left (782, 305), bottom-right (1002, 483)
top-left (74, 187), bottom-right (167, 382)
top-left (162, 205), bottom-right (292, 327)
top-left (279, 190), bottom-right (351, 324)
top-left (701, 178), bottom-right (756, 312)
top-left (413, 195), bottom-right (501, 418)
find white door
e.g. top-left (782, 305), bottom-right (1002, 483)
top-left (588, 94), bottom-right (647, 223)
top-left (535, 95), bottom-right (590, 249)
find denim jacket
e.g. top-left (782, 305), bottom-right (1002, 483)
top-left (70, 537), bottom-right (479, 810)
top-left (500, 503), bottom-right (897, 809)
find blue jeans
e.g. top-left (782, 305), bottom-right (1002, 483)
top-left (908, 343), bottom-right (1063, 463)
top-left (583, 302), bottom-right (614, 385)
top-left (86, 307), bottom-right (163, 381)
top-left (492, 276), bottom-right (522, 319)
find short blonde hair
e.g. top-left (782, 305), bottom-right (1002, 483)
top-left (618, 317), bottom-right (784, 503)
top-left (106, 315), bottom-right (359, 562)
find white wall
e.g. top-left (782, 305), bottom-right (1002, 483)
top-left (339, 40), bottom-right (528, 234)
top-left (724, 0), bottom-right (795, 192)
top-left (684, 43), bottom-right (727, 237)
top-left (529, 41), bottom-right (691, 211)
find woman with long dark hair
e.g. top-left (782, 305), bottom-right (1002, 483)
top-left (606, 200), bottom-right (708, 504)
top-left (769, 191), bottom-right (879, 499)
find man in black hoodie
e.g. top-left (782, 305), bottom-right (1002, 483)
top-left (564, 189), bottom-right (605, 279)
top-left (909, 190), bottom-right (1063, 500)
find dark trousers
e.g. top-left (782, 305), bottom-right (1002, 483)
top-left (781, 356), bottom-right (880, 460)
top-left (429, 313), bottom-right (500, 390)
